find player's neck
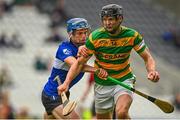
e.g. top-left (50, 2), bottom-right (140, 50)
top-left (70, 40), bottom-right (81, 48)
top-left (108, 26), bottom-right (122, 36)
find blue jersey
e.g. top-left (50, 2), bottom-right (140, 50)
top-left (43, 41), bottom-right (84, 96)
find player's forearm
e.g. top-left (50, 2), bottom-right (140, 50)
top-left (82, 64), bottom-right (97, 73)
top-left (140, 48), bottom-right (156, 73)
top-left (64, 60), bottom-right (84, 86)
top-left (145, 56), bottom-right (156, 73)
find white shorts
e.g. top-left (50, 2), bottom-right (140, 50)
top-left (94, 79), bottom-right (135, 114)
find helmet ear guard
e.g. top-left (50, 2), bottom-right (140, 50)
top-left (100, 4), bottom-right (123, 19)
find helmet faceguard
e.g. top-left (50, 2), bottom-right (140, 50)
top-left (67, 18), bottom-right (90, 33)
top-left (100, 4), bottom-right (123, 19)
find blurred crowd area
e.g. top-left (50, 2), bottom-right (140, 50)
top-left (0, 0), bottom-right (71, 118)
top-left (0, 0), bottom-right (180, 119)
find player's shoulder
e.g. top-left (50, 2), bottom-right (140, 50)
top-left (121, 26), bottom-right (139, 37)
top-left (58, 40), bottom-right (72, 50)
top-left (90, 27), bottom-right (107, 40)
top-left (59, 40), bottom-right (70, 47)
top-left (56, 40), bottom-right (74, 56)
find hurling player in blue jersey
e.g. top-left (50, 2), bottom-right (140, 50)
top-left (41, 18), bottom-right (107, 119)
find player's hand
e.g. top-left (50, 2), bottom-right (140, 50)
top-left (95, 68), bottom-right (108, 80)
top-left (57, 83), bottom-right (69, 95)
top-left (147, 70), bottom-right (160, 82)
top-left (77, 45), bottom-right (89, 57)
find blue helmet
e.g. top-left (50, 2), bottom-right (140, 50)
top-left (67, 18), bottom-right (90, 33)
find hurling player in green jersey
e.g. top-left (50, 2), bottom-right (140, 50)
top-left (59, 4), bottom-right (160, 119)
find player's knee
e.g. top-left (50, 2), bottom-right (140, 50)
top-left (117, 108), bottom-right (128, 115)
top-left (116, 108), bottom-right (129, 119)
top-left (117, 111), bottom-right (129, 119)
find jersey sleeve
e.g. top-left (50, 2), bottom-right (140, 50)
top-left (85, 34), bottom-right (95, 56)
top-left (133, 33), bottom-right (147, 54)
top-left (56, 45), bottom-right (73, 61)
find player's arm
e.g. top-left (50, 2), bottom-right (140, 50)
top-left (139, 48), bottom-right (160, 82)
top-left (58, 56), bottom-right (91, 93)
top-left (77, 45), bottom-right (108, 77)
top-left (64, 56), bottom-right (98, 73)
top-left (133, 33), bottom-right (160, 82)
top-left (64, 56), bottom-right (78, 66)
top-left (59, 55), bottom-right (107, 93)
top-left (64, 45), bottom-right (105, 73)
top-left (77, 45), bottom-right (89, 57)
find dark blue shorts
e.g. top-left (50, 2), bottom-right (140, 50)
top-left (41, 91), bottom-right (70, 115)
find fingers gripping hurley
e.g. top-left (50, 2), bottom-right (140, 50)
top-left (54, 76), bottom-right (77, 116)
top-left (107, 76), bottom-right (174, 113)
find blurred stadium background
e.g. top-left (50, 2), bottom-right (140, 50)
top-left (0, 0), bottom-right (180, 119)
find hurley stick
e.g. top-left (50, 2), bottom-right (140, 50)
top-left (54, 76), bottom-right (77, 116)
top-left (108, 76), bottom-right (174, 113)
